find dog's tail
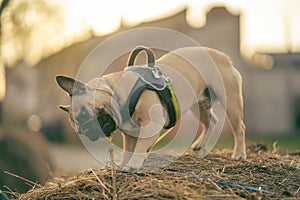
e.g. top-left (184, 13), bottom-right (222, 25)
top-left (198, 86), bottom-right (218, 110)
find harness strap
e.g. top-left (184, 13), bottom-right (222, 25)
top-left (156, 84), bottom-right (179, 129)
top-left (122, 74), bottom-right (179, 129)
top-left (125, 46), bottom-right (180, 129)
top-left (101, 77), bottom-right (141, 134)
top-left (101, 46), bottom-right (180, 132)
top-left (121, 79), bottom-right (147, 123)
top-left (127, 46), bottom-right (155, 68)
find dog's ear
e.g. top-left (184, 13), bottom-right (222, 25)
top-left (59, 105), bottom-right (70, 112)
top-left (56, 75), bottom-right (86, 96)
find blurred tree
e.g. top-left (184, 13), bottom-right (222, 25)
top-left (0, 0), bottom-right (10, 123)
top-left (1, 0), bottom-right (90, 67)
top-left (0, 0), bottom-right (69, 123)
top-left (1, 0), bottom-right (66, 67)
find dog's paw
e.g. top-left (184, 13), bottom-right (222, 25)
top-left (231, 145), bottom-right (247, 160)
top-left (231, 152), bottom-right (247, 160)
top-left (191, 135), bottom-right (206, 151)
top-left (198, 148), bottom-right (208, 158)
top-left (191, 145), bottom-right (201, 151)
top-left (191, 141), bottom-right (202, 151)
top-left (121, 166), bottom-right (136, 173)
top-left (121, 166), bottom-right (144, 173)
top-left (122, 167), bottom-right (147, 174)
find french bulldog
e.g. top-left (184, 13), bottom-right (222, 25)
top-left (56, 46), bottom-right (246, 171)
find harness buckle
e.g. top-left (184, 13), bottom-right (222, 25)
top-left (151, 66), bottom-right (172, 85)
top-left (162, 75), bottom-right (172, 84)
top-left (152, 66), bottom-right (162, 79)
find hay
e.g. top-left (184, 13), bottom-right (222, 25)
top-left (10, 144), bottom-right (300, 199)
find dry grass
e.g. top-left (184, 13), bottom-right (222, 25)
top-left (6, 143), bottom-right (300, 200)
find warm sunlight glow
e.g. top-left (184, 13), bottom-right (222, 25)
top-left (64, 0), bottom-right (186, 31)
top-left (122, 0), bottom-right (186, 26)
top-left (62, 0), bottom-right (300, 60)
top-left (186, 0), bottom-right (242, 28)
top-left (64, 0), bottom-right (122, 35)
top-left (239, 0), bottom-right (299, 60)
top-left (1, 0), bottom-right (299, 67)
top-left (186, 0), bottom-right (300, 61)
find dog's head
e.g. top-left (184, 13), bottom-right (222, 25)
top-left (56, 75), bottom-right (117, 141)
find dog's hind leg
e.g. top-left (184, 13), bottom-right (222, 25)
top-left (226, 93), bottom-right (247, 160)
top-left (191, 99), bottom-right (218, 155)
top-left (191, 86), bottom-right (215, 149)
top-left (191, 103), bottom-right (210, 150)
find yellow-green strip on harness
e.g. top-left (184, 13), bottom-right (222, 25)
top-left (168, 83), bottom-right (180, 123)
top-left (152, 126), bottom-right (174, 148)
top-left (151, 83), bottom-right (180, 148)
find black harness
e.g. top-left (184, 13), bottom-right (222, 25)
top-left (120, 46), bottom-right (180, 129)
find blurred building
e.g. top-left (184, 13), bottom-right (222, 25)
top-left (3, 7), bottom-right (300, 141)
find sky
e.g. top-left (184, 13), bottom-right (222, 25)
top-left (1, 0), bottom-right (299, 68)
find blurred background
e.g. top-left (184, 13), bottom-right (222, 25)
top-left (0, 0), bottom-right (299, 193)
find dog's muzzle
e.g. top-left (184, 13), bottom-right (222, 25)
top-left (76, 108), bottom-right (116, 141)
top-left (97, 108), bottom-right (116, 137)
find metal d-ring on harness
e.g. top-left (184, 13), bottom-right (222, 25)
top-left (122, 46), bottom-right (180, 129)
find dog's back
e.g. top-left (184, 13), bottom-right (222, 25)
top-left (157, 47), bottom-right (239, 110)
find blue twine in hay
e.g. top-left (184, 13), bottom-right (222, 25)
top-left (171, 172), bottom-right (273, 194)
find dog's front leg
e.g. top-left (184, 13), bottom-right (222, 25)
top-left (121, 133), bottom-right (159, 172)
top-left (121, 93), bottom-right (165, 172)
top-left (120, 132), bottom-right (137, 170)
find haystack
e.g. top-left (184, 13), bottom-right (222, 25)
top-left (9, 144), bottom-right (300, 199)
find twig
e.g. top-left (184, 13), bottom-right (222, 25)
top-left (272, 141), bottom-right (278, 153)
top-left (108, 136), bottom-right (117, 200)
top-left (90, 168), bottom-right (110, 199)
top-left (90, 168), bottom-right (109, 191)
top-left (207, 178), bottom-right (223, 192)
top-left (294, 186), bottom-right (300, 196)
